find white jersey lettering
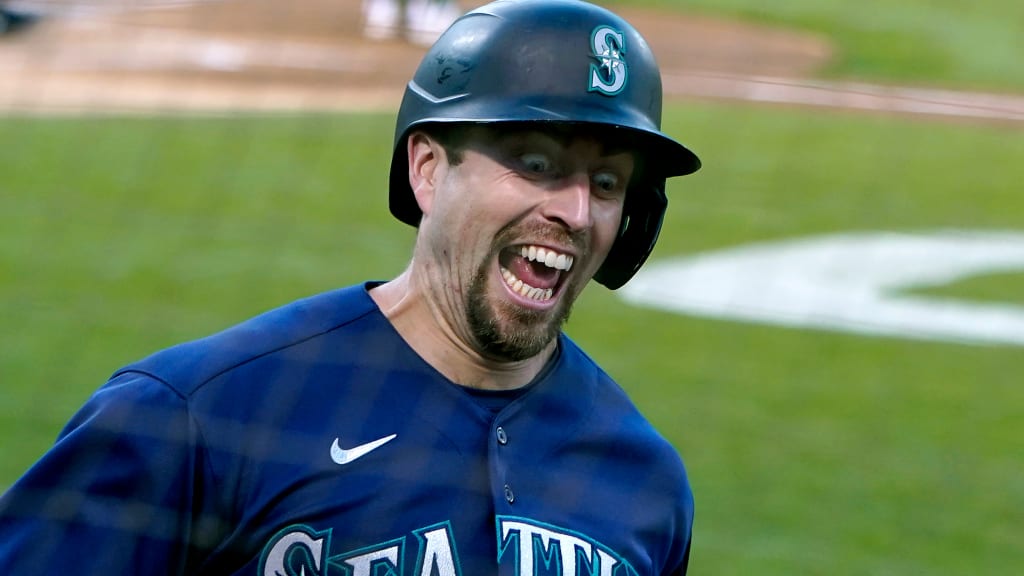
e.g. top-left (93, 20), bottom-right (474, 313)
top-left (261, 526), bottom-right (327, 576)
top-left (497, 517), bottom-right (636, 576)
top-left (413, 523), bottom-right (461, 576)
top-left (342, 546), bottom-right (401, 576)
top-left (261, 518), bottom-right (636, 576)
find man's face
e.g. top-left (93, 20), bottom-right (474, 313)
top-left (414, 125), bottom-right (635, 362)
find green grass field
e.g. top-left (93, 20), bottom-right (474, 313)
top-left (3, 105), bottom-right (1022, 574)
top-left (2, 0), bottom-right (1023, 574)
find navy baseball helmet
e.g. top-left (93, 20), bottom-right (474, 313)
top-left (389, 0), bottom-right (701, 289)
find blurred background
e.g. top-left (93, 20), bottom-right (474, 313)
top-left (1, 0), bottom-right (1022, 573)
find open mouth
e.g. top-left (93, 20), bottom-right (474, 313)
top-left (498, 244), bottom-right (575, 303)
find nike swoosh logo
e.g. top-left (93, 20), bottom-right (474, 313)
top-left (330, 434), bottom-right (397, 465)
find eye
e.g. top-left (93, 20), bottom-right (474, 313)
top-left (520, 152), bottom-right (553, 175)
top-left (592, 171), bottom-right (624, 196)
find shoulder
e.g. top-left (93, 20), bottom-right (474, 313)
top-left (535, 336), bottom-right (695, 571)
top-left (552, 335), bottom-right (690, 482)
top-left (113, 283), bottom-right (382, 397)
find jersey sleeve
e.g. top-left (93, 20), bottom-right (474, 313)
top-left (667, 537), bottom-right (691, 575)
top-left (0, 371), bottom-right (216, 574)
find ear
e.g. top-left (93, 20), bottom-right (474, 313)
top-left (407, 131), bottom-right (443, 217)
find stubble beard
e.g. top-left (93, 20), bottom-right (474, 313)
top-left (465, 257), bottom-right (576, 362)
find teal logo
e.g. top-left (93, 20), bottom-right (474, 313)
top-left (589, 26), bottom-right (628, 96)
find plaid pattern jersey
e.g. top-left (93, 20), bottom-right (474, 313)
top-left (0, 283), bottom-right (693, 575)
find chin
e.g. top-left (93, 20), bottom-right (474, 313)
top-left (469, 288), bottom-right (566, 362)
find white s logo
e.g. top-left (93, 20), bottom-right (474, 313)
top-left (589, 26), bottom-right (628, 96)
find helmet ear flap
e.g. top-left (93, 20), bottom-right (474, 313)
top-left (594, 182), bottom-right (667, 290)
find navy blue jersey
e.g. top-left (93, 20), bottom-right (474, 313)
top-left (0, 283), bottom-right (693, 575)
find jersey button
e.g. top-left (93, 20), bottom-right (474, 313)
top-left (496, 426), bottom-right (508, 445)
top-left (504, 484), bottom-right (515, 503)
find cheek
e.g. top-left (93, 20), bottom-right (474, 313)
top-left (591, 199), bottom-right (625, 256)
top-left (431, 177), bottom-right (479, 232)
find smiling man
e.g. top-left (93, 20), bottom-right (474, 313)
top-left (375, 124), bottom-right (638, 385)
top-left (0, 1), bottom-right (701, 575)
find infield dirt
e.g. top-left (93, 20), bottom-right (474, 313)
top-left (1, 0), bottom-right (1021, 122)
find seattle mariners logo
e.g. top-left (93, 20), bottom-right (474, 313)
top-left (589, 25), bottom-right (628, 96)
top-left (260, 517), bottom-right (637, 575)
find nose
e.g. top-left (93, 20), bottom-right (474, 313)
top-left (541, 172), bottom-right (591, 231)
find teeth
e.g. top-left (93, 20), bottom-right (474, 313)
top-left (502, 244), bottom-right (572, 303)
top-left (501, 267), bottom-right (555, 301)
top-left (518, 245), bottom-right (573, 271)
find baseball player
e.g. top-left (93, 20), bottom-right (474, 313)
top-left (362, 0), bottom-right (463, 46)
top-left (0, 0), bottom-right (701, 574)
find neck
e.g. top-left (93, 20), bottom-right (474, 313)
top-left (370, 269), bottom-right (556, 391)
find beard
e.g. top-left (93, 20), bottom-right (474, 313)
top-left (464, 225), bottom-right (588, 362)
top-left (465, 267), bottom-right (572, 361)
